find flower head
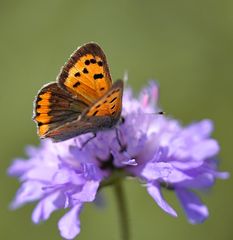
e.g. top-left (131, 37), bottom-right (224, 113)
top-left (8, 81), bottom-right (228, 239)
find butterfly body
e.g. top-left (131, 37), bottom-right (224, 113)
top-left (33, 43), bottom-right (123, 142)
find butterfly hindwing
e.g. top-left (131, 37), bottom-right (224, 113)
top-left (33, 83), bottom-right (88, 138)
top-left (58, 43), bottom-right (112, 106)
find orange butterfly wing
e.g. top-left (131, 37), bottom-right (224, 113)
top-left (58, 43), bottom-right (112, 105)
top-left (33, 43), bottom-right (124, 142)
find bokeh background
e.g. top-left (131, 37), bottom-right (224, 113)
top-left (1, 0), bottom-right (232, 239)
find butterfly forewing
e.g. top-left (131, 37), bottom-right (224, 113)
top-left (58, 43), bottom-right (112, 106)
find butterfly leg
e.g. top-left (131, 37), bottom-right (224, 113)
top-left (115, 127), bottom-right (137, 166)
top-left (115, 127), bottom-right (127, 152)
top-left (80, 133), bottom-right (97, 149)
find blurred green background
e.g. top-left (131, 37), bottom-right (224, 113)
top-left (1, 0), bottom-right (232, 239)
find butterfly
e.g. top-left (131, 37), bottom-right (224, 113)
top-left (33, 43), bottom-right (124, 142)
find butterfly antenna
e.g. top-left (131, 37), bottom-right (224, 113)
top-left (157, 111), bottom-right (165, 115)
top-left (145, 111), bottom-right (165, 115)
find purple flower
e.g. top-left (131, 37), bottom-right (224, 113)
top-left (8, 81), bottom-right (228, 239)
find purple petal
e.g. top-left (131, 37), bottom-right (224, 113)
top-left (214, 171), bottom-right (230, 179)
top-left (176, 188), bottom-right (208, 223)
top-left (142, 162), bottom-right (172, 180)
top-left (190, 140), bottom-right (219, 160)
top-left (10, 181), bottom-right (45, 209)
top-left (8, 159), bottom-right (33, 177)
top-left (21, 165), bottom-right (58, 182)
top-left (58, 204), bottom-right (82, 239)
top-left (32, 191), bottom-right (66, 223)
top-left (147, 182), bottom-right (177, 217)
top-left (72, 180), bottom-right (99, 202)
top-left (178, 173), bottom-right (215, 189)
top-left (171, 160), bottom-right (203, 170)
top-left (142, 162), bottom-right (192, 183)
top-left (184, 120), bottom-right (213, 138)
top-left (52, 168), bottom-right (85, 185)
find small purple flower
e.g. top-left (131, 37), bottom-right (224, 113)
top-left (8, 81), bottom-right (228, 239)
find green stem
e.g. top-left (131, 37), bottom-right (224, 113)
top-left (113, 180), bottom-right (130, 240)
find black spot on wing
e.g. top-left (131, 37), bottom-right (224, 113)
top-left (98, 61), bottom-right (103, 66)
top-left (90, 59), bottom-right (96, 64)
top-left (83, 68), bottom-right (88, 74)
top-left (94, 73), bottom-right (104, 80)
top-left (73, 81), bottom-right (81, 88)
top-left (92, 110), bottom-right (98, 116)
top-left (110, 97), bottom-right (117, 103)
top-left (74, 72), bottom-right (80, 77)
top-left (85, 60), bottom-right (90, 65)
